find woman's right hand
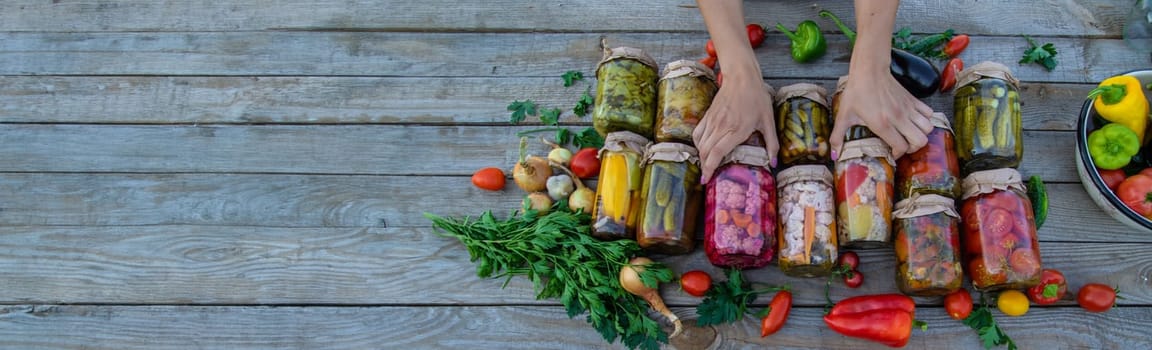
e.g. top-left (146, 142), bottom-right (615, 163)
top-left (693, 72), bottom-right (778, 184)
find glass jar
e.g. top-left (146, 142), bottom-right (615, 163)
top-left (953, 61), bottom-right (1022, 174)
top-left (704, 145), bottom-right (777, 269)
top-left (835, 137), bottom-right (895, 249)
top-left (893, 194), bottom-right (964, 296)
top-left (637, 143), bottom-right (702, 254)
top-left (777, 165), bottom-right (838, 277)
top-left (593, 47), bottom-right (659, 138)
top-left (896, 112), bottom-right (962, 200)
top-left (776, 83), bottom-right (832, 166)
top-left (592, 131), bottom-right (649, 240)
top-left (654, 60), bottom-right (717, 144)
top-left (959, 169), bottom-right (1042, 291)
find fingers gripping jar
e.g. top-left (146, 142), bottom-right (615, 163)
top-left (592, 131), bottom-right (650, 240)
top-left (637, 142), bottom-right (702, 255)
top-left (593, 47), bottom-right (659, 138)
top-left (893, 194), bottom-right (964, 296)
top-left (896, 112), bottom-right (962, 200)
top-left (655, 60), bottom-right (717, 144)
top-left (776, 83), bottom-right (832, 166)
top-left (835, 137), bottom-right (896, 249)
top-left (704, 145), bottom-right (777, 269)
top-left (953, 62), bottom-right (1023, 174)
top-left (777, 165), bottom-right (838, 277)
top-left (959, 169), bottom-right (1042, 291)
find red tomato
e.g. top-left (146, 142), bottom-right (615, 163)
top-left (1008, 249), bottom-right (1040, 276)
top-left (1098, 168), bottom-right (1126, 192)
top-left (1077, 283), bottom-right (1119, 312)
top-left (944, 289), bottom-right (974, 320)
top-left (939, 58), bottom-right (964, 92)
top-left (1027, 269), bottom-right (1067, 305)
top-left (471, 167), bottom-right (506, 191)
top-left (699, 56), bottom-right (717, 70)
top-left (705, 39), bottom-right (717, 58)
top-left (680, 270), bottom-right (712, 297)
top-left (838, 251), bottom-right (860, 271)
top-left (570, 148), bottom-right (600, 179)
top-left (843, 270), bottom-right (864, 288)
top-left (1117, 174), bottom-right (1152, 218)
top-left (943, 34), bottom-right (970, 57)
top-left (746, 24), bottom-right (766, 48)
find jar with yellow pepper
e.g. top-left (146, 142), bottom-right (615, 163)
top-left (591, 131), bottom-right (650, 240)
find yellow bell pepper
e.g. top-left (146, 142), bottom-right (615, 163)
top-left (1089, 75), bottom-right (1150, 143)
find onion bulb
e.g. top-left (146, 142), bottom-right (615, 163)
top-left (549, 160), bottom-right (594, 214)
top-left (543, 137), bottom-right (573, 166)
top-left (513, 137), bottom-right (552, 192)
top-left (619, 257), bottom-right (682, 338)
top-left (524, 192), bottom-right (553, 215)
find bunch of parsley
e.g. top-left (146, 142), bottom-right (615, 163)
top-left (507, 70), bottom-right (602, 149)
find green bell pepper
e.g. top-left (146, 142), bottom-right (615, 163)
top-left (776, 20), bottom-right (826, 63)
top-left (1088, 123), bottom-right (1142, 170)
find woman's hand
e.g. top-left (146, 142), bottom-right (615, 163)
top-left (693, 74), bottom-right (778, 183)
top-left (830, 69), bottom-right (933, 159)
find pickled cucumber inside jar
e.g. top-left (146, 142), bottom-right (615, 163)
top-left (591, 131), bottom-right (650, 240)
top-left (959, 169), bottom-right (1042, 291)
top-left (776, 165), bottom-right (837, 277)
top-left (835, 137), bottom-right (895, 249)
top-left (892, 194), bottom-right (964, 296)
top-left (637, 142), bottom-right (702, 255)
top-left (654, 60), bottom-right (717, 144)
top-left (953, 61), bottom-right (1022, 174)
top-left (593, 47), bottom-right (659, 138)
top-left (775, 83), bottom-right (832, 166)
top-left (703, 145), bottom-right (777, 268)
top-left (896, 112), bottom-right (962, 200)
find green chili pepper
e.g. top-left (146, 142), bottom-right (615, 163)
top-left (776, 21), bottom-right (826, 63)
top-left (1088, 123), bottom-right (1141, 170)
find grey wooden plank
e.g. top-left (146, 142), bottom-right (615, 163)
top-left (0, 305), bottom-right (1148, 349)
top-left (0, 32), bottom-right (1143, 83)
top-left (0, 0), bottom-right (1129, 37)
top-left (0, 76), bottom-right (1091, 131)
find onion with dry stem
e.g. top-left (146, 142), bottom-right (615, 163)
top-left (619, 256), bottom-right (683, 338)
top-left (513, 137), bottom-right (552, 192)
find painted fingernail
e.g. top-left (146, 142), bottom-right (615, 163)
top-left (769, 157), bottom-right (778, 168)
top-left (830, 150), bottom-right (839, 161)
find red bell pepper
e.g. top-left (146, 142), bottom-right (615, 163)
top-left (828, 294), bottom-right (916, 319)
top-left (824, 294), bottom-right (918, 348)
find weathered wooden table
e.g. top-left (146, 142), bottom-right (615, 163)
top-left (1, 1), bottom-right (1150, 349)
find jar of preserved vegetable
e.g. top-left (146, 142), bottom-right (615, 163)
top-left (704, 145), bottom-right (777, 268)
top-left (835, 137), bottom-right (895, 249)
top-left (637, 142), bottom-right (702, 254)
top-left (777, 165), bottom-right (837, 277)
top-left (593, 47), bottom-right (659, 138)
top-left (953, 61), bottom-right (1022, 174)
top-left (896, 112), bottom-right (962, 200)
top-left (893, 194), bottom-right (964, 296)
top-left (592, 131), bottom-right (650, 240)
top-left (776, 83), bottom-right (832, 166)
top-left (654, 60), bottom-right (717, 144)
top-left (959, 168), bottom-right (1042, 291)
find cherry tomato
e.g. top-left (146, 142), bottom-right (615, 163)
top-left (997, 289), bottom-right (1029, 317)
top-left (943, 34), bottom-right (970, 58)
top-left (939, 58), bottom-right (964, 92)
top-left (760, 290), bottom-right (792, 337)
top-left (569, 148), bottom-right (600, 179)
top-left (1098, 168), bottom-right (1126, 192)
top-left (705, 39), bottom-right (717, 58)
top-left (1008, 249), bottom-right (1040, 276)
top-left (1077, 283), bottom-right (1119, 313)
top-left (1118, 174), bottom-right (1152, 218)
top-left (843, 270), bottom-right (864, 288)
top-left (944, 288), bottom-right (974, 320)
top-left (838, 251), bottom-right (860, 271)
top-left (746, 24), bottom-right (766, 48)
top-left (699, 56), bottom-right (717, 70)
top-left (471, 167), bottom-right (506, 191)
top-left (680, 270), bottom-right (712, 297)
top-left (1027, 269), bottom-right (1067, 305)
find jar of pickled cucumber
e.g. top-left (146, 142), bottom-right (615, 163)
top-left (776, 83), bottom-right (832, 166)
top-left (896, 112), bottom-right (962, 200)
top-left (835, 137), bottom-right (895, 249)
top-left (655, 60), bottom-right (717, 144)
top-left (777, 165), bottom-right (838, 277)
top-left (704, 145), bottom-right (777, 269)
top-left (953, 62), bottom-right (1022, 174)
top-left (893, 194), bottom-right (964, 296)
top-left (592, 131), bottom-right (650, 240)
top-left (593, 47), bottom-right (659, 138)
top-left (959, 169), bottom-right (1042, 291)
top-left (637, 142), bottom-right (702, 254)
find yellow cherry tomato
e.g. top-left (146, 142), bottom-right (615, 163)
top-left (997, 290), bottom-right (1030, 317)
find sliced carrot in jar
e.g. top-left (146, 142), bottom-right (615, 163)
top-left (804, 206), bottom-right (815, 262)
top-left (716, 209), bottom-right (731, 225)
top-left (732, 212), bottom-right (753, 228)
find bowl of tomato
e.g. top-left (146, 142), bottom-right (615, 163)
top-left (1075, 69), bottom-right (1152, 232)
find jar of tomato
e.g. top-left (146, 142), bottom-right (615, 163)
top-left (593, 47), bottom-right (659, 138)
top-left (776, 83), bottom-right (832, 166)
top-left (777, 165), bottom-right (837, 277)
top-left (654, 60), bottom-right (717, 144)
top-left (637, 142), bottom-right (702, 255)
top-left (592, 131), bottom-right (650, 240)
top-left (835, 137), bottom-right (895, 249)
top-left (959, 168), bottom-right (1042, 291)
top-left (704, 145), bottom-right (777, 268)
top-left (893, 194), bottom-right (964, 296)
top-left (953, 62), bottom-right (1022, 174)
top-left (896, 112), bottom-right (962, 200)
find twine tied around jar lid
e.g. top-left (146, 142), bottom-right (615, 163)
top-left (660, 59), bottom-right (717, 83)
top-left (893, 193), bottom-right (959, 219)
top-left (774, 83), bottom-right (829, 109)
top-left (956, 61), bottom-right (1020, 91)
top-left (643, 142), bottom-right (700, 165)
top-left (599, 131), bottom-right (651, 159)
top-left (838, 137), bottom-right (895, 166)
top-left (929, 112), bottom-right (954, 132)
top-left (719, 145), bottom-right (770, 168)
top-left (777, 164), bottom-right (833, 187)
top-left (960, 168), bottom-right (1025, 200)
top-left (596, 44), bottom-right (658, 75)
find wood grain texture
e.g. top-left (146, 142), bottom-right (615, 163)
top-left (0, 32), bottom-right (1144, 83)
top-left (1, 305), bottom-right (1149, 349)
top-left (0, 0), bottom-right (1129, 36)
